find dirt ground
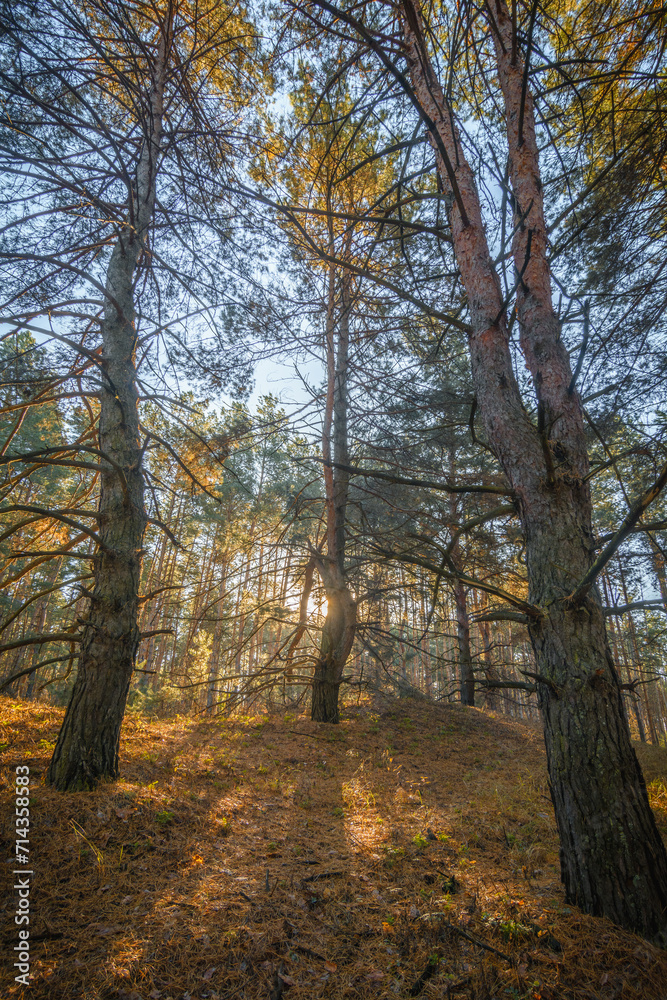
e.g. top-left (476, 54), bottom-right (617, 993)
top-left (1, 694), bottom-right (667, 1000)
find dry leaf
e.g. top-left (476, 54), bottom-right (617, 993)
top-left (366, 970), bottom-right (385, 981)
top-left (278, 973), bottom-right (296, 986)
top-left (202, 967), bottom-right (216, 981)
top-left (324, 961), bottom-right (337, 973)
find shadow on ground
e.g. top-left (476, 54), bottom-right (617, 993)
top-left (1, 695), bottom-right (667, 999)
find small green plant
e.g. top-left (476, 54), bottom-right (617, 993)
top-left (257, 765), bottom-right (269, 775)
top-left (383, 846), bottom-right (405, 868)
top-left (217, 816), bottom-right (231, 836)
top-left (441, 875), bottom-right (458, 894)
top-left (499, 919), bottom-right (532, 943)
top-left (155, 810), bottom-right (175, 826)
top-left (412, 833), bottom-right (429, 849)
top-left (143, 752), bottom-right (158, 764)
top-left (437, 832), bottom-right (450, 842)
top-left (332, 806), bottom-right (344, 817)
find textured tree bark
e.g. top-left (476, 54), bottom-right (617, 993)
top-left (47, 42), bottom-right (166, 791)
top-left (401, 0), bottom-right (667, 940)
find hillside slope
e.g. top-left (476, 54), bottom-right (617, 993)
top-left (1, 696), bottom-right (666, 999)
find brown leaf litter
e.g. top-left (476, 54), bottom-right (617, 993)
top-left (1, 694), bottom-right (666, 1000)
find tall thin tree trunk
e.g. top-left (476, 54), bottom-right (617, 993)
top-left (206, 556), bottom-right (228, 714)
top-left (312, 248), bottom-right (357, 722)
top-left (401, 0), bottom-right (667, 939)
top-left (47, 36), bottom-right (168, 790)
top-left (24, 558), bottom-right (63, 700)
top-left (603, 574), bottom-right (647, 742)
top-left (453, 580), bottom-right (474, 706)
top-left (448, 451), bottom-right (475, 705)
top-left (617, 559), bottom-right (660, 743)
top-left (476, 593), bottom-right (501, 711)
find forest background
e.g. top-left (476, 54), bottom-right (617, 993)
top-left (2, 0), bottom-right (667, 944)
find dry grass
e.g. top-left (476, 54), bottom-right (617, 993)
top-left (1, 694), bottom-right (667, 1000)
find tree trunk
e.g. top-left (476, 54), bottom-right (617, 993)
top-left (401, 0), bottom-right (667, 940)
top-left (206, 557), bottom-right (228, 714)
top-left (618, 560), bottom-right (660, 744)
top-left (24, 559), bottom-right (62, 700)
top-left (448, 451), bottom-right (474, 705)
top-left (453, 579), bottom-right (474, 706)
top-left (604, 576), bottom-right (647, 742)
top-left (311, 578), bottom-right (356, 723)
top-left (47, 41), bottom-right (166, 791)
top-left (311, 249), bottom-right (357, 721)
top-left (476, 593), bottom-right (501, 711)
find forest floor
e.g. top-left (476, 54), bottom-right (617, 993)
top-left (1, 695), bottom-right (667, 1000)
